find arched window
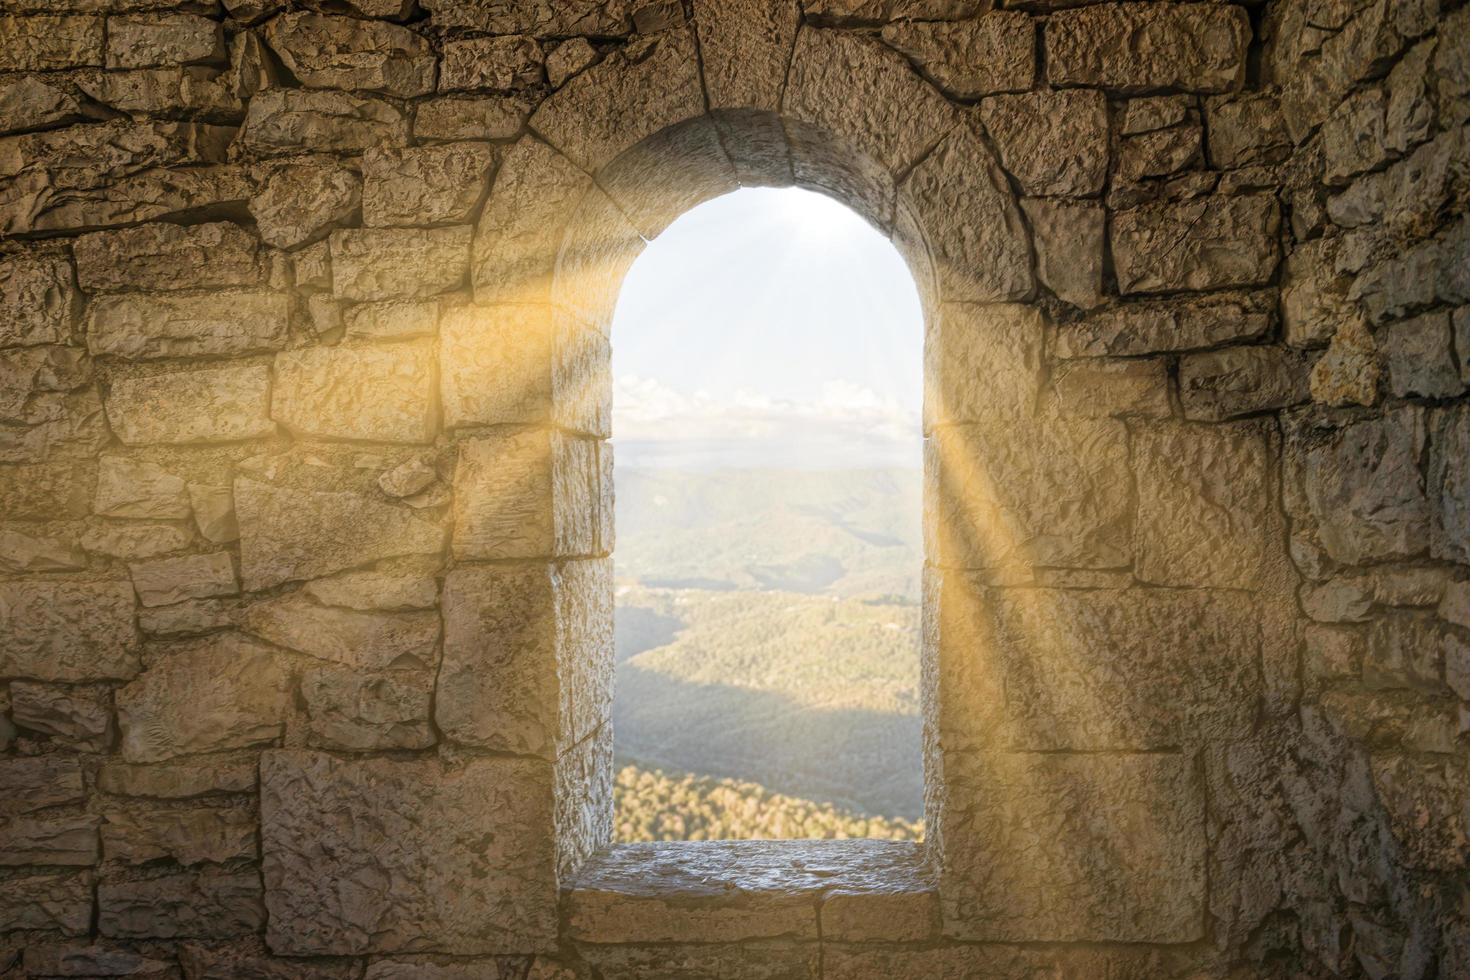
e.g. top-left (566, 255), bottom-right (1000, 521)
top-left (607, 187), bottom-right (925, 842)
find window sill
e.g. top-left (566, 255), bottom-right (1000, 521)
top-left (562, 839), bottom-right (937, 945)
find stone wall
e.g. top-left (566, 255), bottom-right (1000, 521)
top-left (0, 0), bottom-right (1466, 978)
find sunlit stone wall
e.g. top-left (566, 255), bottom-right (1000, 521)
top-left (0, 0), bottom-right (1466, 977)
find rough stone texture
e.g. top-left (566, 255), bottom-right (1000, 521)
top-left (452, 431), bottom-right (604, 560)
top-left (439, 302), bottom-right (556, 427)
top-left (93, 454), bottom-right (190, 520)
top-left (74, 222), bottom-right (261, 293)
top-left (978, 89), bottom-right (1108, 197)
top-left (272, 341), bottom-right (437, 444)
top-left (1380, 311), bottom-right (1465, 399)
top-left (1179, 346), bottom-right (1312, 421)
top-left (10, 681), bottom-right (113, 751)
top-left (363, 143), bottom-right (496, 228)
top-left (103, 807), bottom-right (256, 866)
top-left (106, 14), bottom-right (222, 70)
top-left (248, 156), bottom-right (362, 249)
top-left (926, 304), bottom-right (1043, 424)
top-left (0, 15), bottom-right (104, 71)
top-left (1046, 2), bottom-right (1250, 94)
top-left (0, 872), bottom-right (93, 935)
top-left (265, 12), bottom-right (434, 98)
top-left (129, 551), bottom-right (237, 607)
top-left (99, 872), bottom-right (264, 939)
top-left (1020, 198), bottom-right (1104, 309)
top-left (1051, 358), bottom-right (1170, 419)
top-left (261, 750), bottom-right (558, 954)
top-left (695, 0), bottom-right (797, 111)
top-left (243, 592), bottom-right (440, 671)
top-left (880, 13), bottom-right (1033, 99)
top-left (0, 814), bottom-right (99, 865)
top-left (0, 254), bottom-right (79, 349)
top-left (1310, 318), bottom-right (1383, 407)
top-left (1112, 195), bottom-right (1281, 294)
top-left (441, 36), bottom-right (543, 93)
top-left (237, 89), bottom-right (408, 157)
top-left (1431, 403), bottom-right (1470, 564)
top-left (0, 580), bottom-right (139, 682)
top-left (300, 665), bottom-right (436, 751)
top-left (330, 227), bottom-right (472, 301)
top-left (86, 290), bottom-right (288, 360)
top-left (104, 364), bottom-right (275, 445)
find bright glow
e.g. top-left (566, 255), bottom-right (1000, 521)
top-left (611, 187), bottom-right (924, 470)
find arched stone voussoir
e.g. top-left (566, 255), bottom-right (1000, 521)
top-left (595, 114), bottom-right (739, 241)
top-left (528, 27), bottom-right (706, 176)
top-left (551, 182), bottom-right (645, 341)
top-left (693, 0), bottom-right (800, 113)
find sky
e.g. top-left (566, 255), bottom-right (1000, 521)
top-left (610, 187), bottom-right (925, 471)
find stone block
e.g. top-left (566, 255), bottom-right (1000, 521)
top-left (0, 580), bottom-right (139, 682)
top-left (880, 12), bottom-right (1032, 100)
top-left (0, 756), bottom-right (84, 816)
top-left (419, 0), bottom-right (630, 35)
top-left (116, 633), bottom-right (287, 763)
top-left (1179, 345), bottom-right (1311, 421)
top-left (21, 944), bottom-right (173, 978)
top-left (1282, 238), bottom-right (1355, 349)
top-left (75, 64), bottom-right (243, 121)
top-left (1021, 197), bottom-right (1104, 310)
top-left (0, 76), bottom-right (84, 134)
top-left (1112, 195), bottom-right (1280, 294)
top-left (303, 569), bottom-right (438, 611)
top-left (0, 14), bottom-right (103, 70)
top-left (82, 522), bottom-right (192, 561)
top-left (74, 222), bottom-right (261, 293)
top-left (1370, 756), bottom-right (1469, 871)
top-left (10, 681), bottom-right (113, 751)
top-left (99, 872), bottom-right (265, 939)
top-left (1051, 358), bottom-right (1170, 419)
top-left (941, 751), bottom-right (1205, 942)
top-left (927, 416), bottom-right (1132, 570)
top-left (898, 122), bottom-right (1033, 304)
top-left (129, 551), bottom-right (238, 607)
top-left (234, 476), bottom-right (445, 590)
top-left (237, 89), bottom-right (408, 157)
top-left (243, 590), bottom-right (440, 671)
top-left (265, 12), bottom-right (434, 97)
top-left (1322, 88), bottom-right (1389, 186)
top-left (363, 142), bottom-right (497, 227)
top-left (272, 341), bottom-right (437, 444)
top-left (0, 815), bottom-right (99, 865)
top-left (437, 558), bottom-right (611, 758)
top-left (1047, 1), bottom-right (1249, 93)
top-left (695, 0), bottom-right (798, 110)
top-left (0, 524), bottom-right (85, 574)
top-left (1431, 403), bottom-right (1470, 564)
top-left (105, 364), bottom-right (275, 445)
top-left (364, 959), bottom-right (537, 980)
top-left (87, 289), bottom-right (288, 361)
top-left (1055, 292), bottom-right (1272, 358)
top-left (1380, 311), bottom-right (1465, 399)
top-left (97, 758), bottom-right (256, 800)
top-left (343, 299), bottom-right (439, 342)
top-left (330, 227), bottom-right (472, 301)
top-left (414, 94), bottom-right (532, 143)
top-left (452, 430), bottom-right (605, 560)
top-left (1205, 92), bottom-right (1291, 169)
top-left (547, 37), bottom-right (599, 88)
top-left (440, 302), bottom-right (555, 427)
top-left (102, 807), bottom-right (256, 866)
top-left (0, 459), bottom-right (93, 520)
top-left (0, 254), bottom-right (78, 348)
top-left (0, 872), bottom-right (93, 934)
top-left (92, 454), bottom-right (189, 519)
top-left (249, 156), bottom-right (362, 249)
top-left (261, 750), bottom-right (558, 954)
top-left (979, 89), bottom-right (1108, 197)
top-left (301, 665), bottom-right (436, 751)
top-left (925, 304), bottom-right (1044, 425)
top-left (440, 35), bottom-right (543, 92)
top-left (106, 13), bottom-right (221, 68)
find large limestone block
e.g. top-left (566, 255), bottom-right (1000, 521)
top-left (74, 221), bottom-right (261, 292)
top-left (942, 751), bottom-right (1205, 942)
top-left (1046, 2), bottom-right (1249, 94)
top-left (128, 552), bottom-right (237, 607)
top-left (86, 290), bottom-right (287, 360)
top-left (695, 0), bottom-right (798, 110)
top-left (1431, 403), bottom-right (1470, 564)
top-left (595, 115), bottom-right (737, 240)
top-left (4, 162), bottom-right (251, 238)
top-left (1133, 422), bottom-right (1269, 589)
top-left (301, 665), bottom-right (435, 751)
top-left (96, 757), bottom-right (256, 800)
top-left (0, 384), bottom-right (108, 465)
top-left (1050, 358), bottom-right (1170, 420)
top-left (106, 13), bottom-right (222, 69)
top-left (1179, 346), bottom-right (1312, 421)
top-left (249, 156), bottom-right (362, 249)
top-left (237, 89), bottom-right (408, 157)
top-left (0, 872), bottom-right (93, 934)
top-left (261, 750), bottom-right (558, 954)
top-left (898, 123), bottom-right (1033, 303)
top-left (234, 476), bottom-right (445, 590)
top-left (116, 633), bottom-right (287, 763)
top-left (419, 0), bottom-right (630, 36)
top-left (0, 253), bottom-right (78, 348)
top-left (1112, 195), bottom-right (1280, 294)
top-left (1021, 197), bottom-right (1105, 310)
top-left (1055, 292), bottom-right (1272, 358)
top-left (978, 89), bottom-right (1108, 197)
top-left (75, 65), bottom-right (243, 121)
top-left (0, 580), bottom-right (139, 682)
top-left (99, 872), bottom-right (264, 939)
top-left (472, 137), bottom-right (591, 306)
top-left (265, 12), bottom-right (434, 97)
top-left (330, 226), bottom-right (472, 301)
top-left (415, 93), bottom-right (532, 143)
top-left (881, 13), bottom-right (1033, 100)
top-left (363, 142), bottom-right (497, 227)
top-left (439, 302), bottom-right (566, 428)
top-left (530, 29), bottom-right (704, 173)
top-left (105, 364), bottom-right (275, 445)
top-left (0, 814), bottom-right (99, 865)
top-left (93, 454), bottom-right (192, 519)
top-left (440, 35), bottom-right (544, 92)
top-left (452, 430), bottom-right (605, 560)
top-left (437, 558), bottom-right (611, 758)
top-left (925, 303), bottom-right (1043, 425)
top-left (0, 757), bottom-right (84, 816)
top-left (928, 416), bottom-right (1132, 570)
top-left (102, 807), bottom-right (256, 866)
top-left (10, 681), bottom-right (113, 751)
top-left (0, 76), bottom-right (84, 134)
top-left (0, 14), bottom-right (103, 70)
top-left (272, 341), bottom-right (437, 443)
top-left (243, 592), bottom-right (440, 671)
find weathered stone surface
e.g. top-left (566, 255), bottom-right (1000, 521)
top-left (0, 580), bottom-right (139, 682)
top-left (1282, 237), bottom-right (1356, 349)
top-left (138, 596), bottom-right (236, 637)
top-left (21, 943), bottom-right (173, 978)
top-left (1020, 198), bottom-right (1104, 309)
top-left (105, 364), bottom-right (275, 445)
top-left (303, 568), bottom-right (438, 611)
top-left (452, 431), bottom-right (604, 560)
top-left (0, 14), bottom-right (103, 70)
top-left (97, 757), bottom-right (256, 800)
top-left (11, 681), bottom-right (112, 751)
top-left (103, 807), bottom-right (256, 866)
top-left (1380, 311), bottom-right (1465, 399)
top-left (330, 227), bottom-right (472, 301)
top-left (261, 750), bottom-right (558, 954)
top-left (106, 13), bottom-right (221, 69)
top-left (1112, 195), bottom-right (1280, 294)
top-left (1047, 2), bottom-right (1249, 94)
top-left (928, 416), bottom-right (1131, 570)
top-left (1051, 358), bottom-right (1170, 419)
top-left (74, 222), bottom-right (261, 293)
top-left (86, 290), bottom-right (287, 360)
top-left (926, 304), bottom-right (1043, 424)
top-left (237, 89), bottom-right (408, 157)
top-left (0, 814), bottom-right (98, 865)
top-left (75, 65), bottom-right (242, 120)
top-left (99, 872), bottom-right (265, 939)
top-left (116, 633), bottom-right (287, 763)
top-left (1322, 88), bottom-right (1389, 186)
top-left (243, 591), bottom-right (440, 671)
top-left (0, 523), bottom-right (85, 573)
top-left (249, 156), bottom-right (361, 249)
top-left (531, 29), bottom-right (702, 174)
top-left (414, 94), bottom-right (531, 143)
top-left (419, 0), bottom-right (629, 36)
top-left (942, 751), bottom-right (1204, 942)
top-left (1206, 93), bottom-right (1291, 169)
top-left (265, 12), bottom-right (434, 97)
top-left (234, 476), bottom-right (445, 590)
top-left (472, 138), bottom-right (590, 306)
top-left (899, 123), bottom-right (1032, 303)
top-left (0, 76), bottom-right (85, 134)
top-left (0, 383), bottom-right (107, 464)
top-left (2, 460), bottom-right (93, 521)
top-left (880, 13), bottom-right (1032, 99)
top-left (440, 302), bottom-right (555, 427)
top-left (179, 940), bottom-right (361, 980)
top-left (1431, 403), bottom-right (1470, 564)
top-left (1311, 318), bottom-right (1382, 408)
top-left (441, 35), bottom-right (543, 92)
top-left (0, 756), bottom-right (84, 817)
top-left (0, 254), bottom-right (78, 348)
top-left (272, 341), bottom-right (436, 444)
top-left (378, 455), bottom-right (437, 498)
top-left (1370, 756), bottom-right (1469, 871)
top-left (1118, 120), bottom-right (1202, 181)
top-left (343, 299), bottom-right (438, 342)
top-left (3, 161), bottom-right (250, 238)
top-left (547, 37), bottom-right (598, 89)
top-left (1291, 406), bottom-right (1430, 564)
top-left (0, 343), bottom-right (90, 420)
top-left (1179, 346), bottom-right (1312, 421)
top-left (1134, 423), bottom-right (1268, 589)
top-left (693, 0), bottom-right (796, 110)
top-left (0, 872), bottom-right (93, 935)
top-left (979, 89), bottom-right (1108, 197)
top-left (363, 143), bottom-right (496, 228)
top-left (301, 665), bottom-right (435, 751)
top-left (82, 521), bottom-right (192, 560)
top-left (129, 551), bottom-right (237, 607)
